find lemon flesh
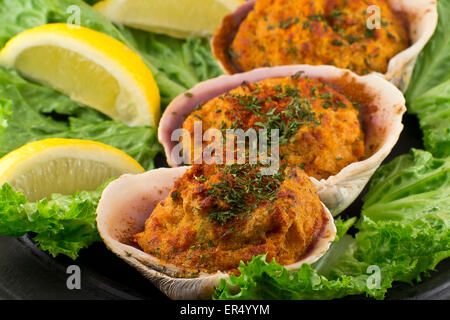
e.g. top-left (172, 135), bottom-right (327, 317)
top-left (16, 45), bottom-right (124, 121)
top-left (0, 139), bottom-right (144, 202)
top-left (95, 0), bottom-right (244, 38)
top-left (0, 24), bottom-right (160, 127)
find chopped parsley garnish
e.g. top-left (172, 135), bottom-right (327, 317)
top-left (307, 14), bottom-right (325, 22)
top-left (228, 47), bottom-right (239, 59)
top-left (150, 247), bottom-right (161, 257)
top-left (303, 21), bottom-right (312, 30)
top-left (387, 32), bottom-right (396, 40)
top-left (291, 71), bottom-right (305, 79)
top-left (278, 17), bottom-right (300, 29)
top-left (331, 39), bottom-right (344, 46)
top-left (365, 28), bottom-right (375, 38)
top-left (286, 46), bottom-right (297, 54)
top-left (207, 163), bottom-right (286, 225)
top-left (273, 85), bottom-right (283, 92)
top-left (330, 9), bottom-right (347, 21)
top-left (336, 100), bottom-right (348, 108)
top-left (352, 101), bottom-right (361, 109)
top-left (208, 240), bottom-right (216, 247)
top-left (171, 190), bottom-right (179, 201)
top-left (227, 93), bottom-right (264, 116)
top-left (227, 83), bottom-right (320, 146)
top-left (194, 175), bottom-right (207, 182)
top-left (320, 93), bottom-right (333, 99)
top-left (322, 101), bottom-right (332, 109)
top-left (347, 35), bottom-right (362, 44)
top-left (255, 87), bottom-right (320, 145)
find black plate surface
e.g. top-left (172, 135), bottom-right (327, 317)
top-left (0, 114), bottom-right (448, 300)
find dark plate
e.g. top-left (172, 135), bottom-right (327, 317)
top-left (0, 114), bottom-right (448, 300)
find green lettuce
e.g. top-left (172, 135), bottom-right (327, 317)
top-left (361, 149), bottom-right (450, 221)
top-left (214, 150), bottom-right (450, 300)
top-left (358, 149), bottom-right (450, 282)
top-left (120, 27), bottom-right (222, 106)
top-left (408, 79), bottom-right (450, 158)
top-left (0, 97), bottom-right (12, 129)
top-left (333, 217), bottom-right (357, 243)
top-left (214, 254), bottom-right (370, 300)
top-left (0, 181), bottom-right (110, 259)
top-left (405, 0), bottom-right (450, 158)
top-left (405, 0), bottom-right (450, 103)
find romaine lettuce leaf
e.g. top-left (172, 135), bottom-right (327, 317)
top-left (0, 97), bottom-right (12, 129)
top-left (360, 149), bottom-right (450, 282)
top-left (405, 0), bottom-right (450, 103)
top-left (120, 27), bottom-right (222, 106)
top-left (404, 0), bottom-right (450, 158)
top-left (408, 79), bottom-right (450, 158)
top-left (362, 149), bottom-right (449, 216)
top-left (0, 182), bottom-right (108, 259)
top-left (214, 150), bottom-right (450, 300)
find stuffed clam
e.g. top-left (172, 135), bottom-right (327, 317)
top-left (212, 0), bottom-right (438, 91)
top-left (96, 163), bottom-right (336, 299)
top-left (158, 65), bottom-right (406, 214)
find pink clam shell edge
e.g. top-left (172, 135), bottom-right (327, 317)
top-left (96, 166), bottom-right (336, 299)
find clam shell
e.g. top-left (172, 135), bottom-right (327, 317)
top-left (96, 166), bottom-right (336, 299)
top-left (211, 0), bottom-right (438, 91)
top-left (158, 65), bottom-right (406, 214)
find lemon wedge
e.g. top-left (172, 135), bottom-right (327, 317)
top-left (0, 138), bottom-right (144, 201)
top-left (94, 0), bottom-right (245, 38)
top-left (0, 23), bottom-right (160, 127)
